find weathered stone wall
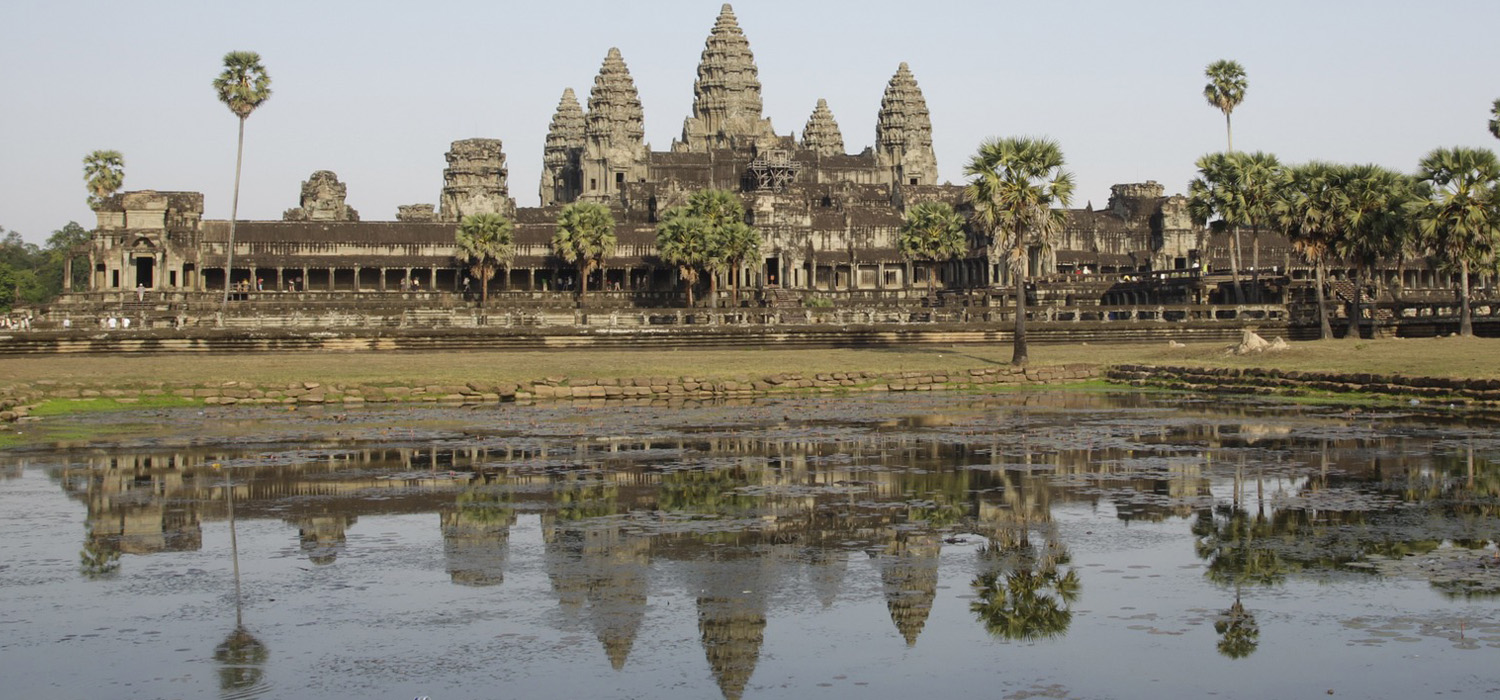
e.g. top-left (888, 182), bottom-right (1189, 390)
top-left (1107, 364), bottom-right (1500, 404)
top-left (0, 364), bottom-right (1102, 422)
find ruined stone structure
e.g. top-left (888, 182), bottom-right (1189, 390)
top-left (282, 170), bottom-right (359, 222)
top-left (74, 3), bottom-right (1295, 318)
top-left (439, 138), bottom-right (515, 221)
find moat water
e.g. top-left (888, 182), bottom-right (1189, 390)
top-left (1, 391), bottom-right (1497, 699)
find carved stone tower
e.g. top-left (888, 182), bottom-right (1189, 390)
top-left (580, 48), bottom-right (648, 204)
top-left (875, 63), bottom-right (939, 187)
top-left (283, 170), bottom-right (359, 222)
top-left (674, 3), bottom-right (777, 153)
top-left (800, 99), bottom-right (845, 156)
top-left (540, 88), bottom-right (586, 206)
top-left (439, 138), bottom-right (516, 222)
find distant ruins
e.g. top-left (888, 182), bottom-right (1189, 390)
top-left (55, 4), bottom-right (1489, 337)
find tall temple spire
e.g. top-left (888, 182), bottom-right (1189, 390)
top-left (875, 62), bottom-right (939, 186)
top-left (540, 88), bottom-right (585, 206)
top-left (675, 3), bottom-right (777, 153)
top-left (581, 48), bottom-right (648, 203)
top-left (800, 98), bottom-right (845, 156)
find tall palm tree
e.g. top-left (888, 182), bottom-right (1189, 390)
top-left (1334, 164), bottom-right (1413, 339)
top-left (688, 189), bottom-right (753, 309)
top-left (1275, 162), bottom-right (1345, 340)
top-left (1236, 152), bottom-right (1287, 301)
top-left (655, 207), bottom-right (710, 307)
top-left (1489, 98), bottom-right (1500, 140)
top-left (1204, 60), bottom-right (1248, 152)
top-left (552, 201), bottom-right (616, 301)
top-left (898, 201), bottom-right (967, 303)
top-left (82, 150), bottom-right (125, 209)
top-left (717, 219), bottom-right (761, 308)
top-left (212, 51), bottom-right (272, 315)
top-left (1413, 147), bottom-right (1500, 337)
top-left (965, 137), bottom-right (1074, 366)
top-left (1188, 152), bottom-right (1249, 302)
top-left (455, 212), bottom-right (515, 305)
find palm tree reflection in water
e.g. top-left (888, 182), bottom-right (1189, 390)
top-left (970, 526), bottom-right (1080, 642)
top-left (213, 461), bottom-right (268, 696)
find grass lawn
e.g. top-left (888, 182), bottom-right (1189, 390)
top-left (1, 336), bottom-right (1496, 389)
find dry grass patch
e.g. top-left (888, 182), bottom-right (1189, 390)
top-left (1, 336), bottom-right (1496, 389)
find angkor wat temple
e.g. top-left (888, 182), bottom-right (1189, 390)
top-left (60, 4), bottom-right (1491, 336)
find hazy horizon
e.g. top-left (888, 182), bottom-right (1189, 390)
top-left (3, 0), bottom-right (1497, 244)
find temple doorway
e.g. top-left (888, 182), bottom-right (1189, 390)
top-left (134, 256), bottom-right (155, 288)
top-left (764, 257), bottom-right (780, 287)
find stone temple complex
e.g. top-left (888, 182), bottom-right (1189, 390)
top-left (54, 4), bottom-right (1489, 338)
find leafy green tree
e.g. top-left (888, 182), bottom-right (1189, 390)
top-left (1188, 152), bottom-right (1248, 302)
top-left (1204, 59), bottom-right (1248, 152)
top-left (1275, 162), bottom-right (1344, 340)
top-left (655, 208), bottom-right (710, 307)
top-left (654, 189), bottom-right (758, 308)
top-left (82, 150), bottom-right (124, 209)
top-left (898, 201), bottom-right (967, 302)
top-left (552, 202), bottom-right (616, 300)
top-left (717, 218), bottom-right (761, 307)
top-left (1412, 146), bottom-right (1500, 337)
top-left (44, 222), bottom-right (92, 294)
top-left (212, 50), bottom-right (272, 314)
top-left (455, 212), bottom-right (516, 305)
top-left (1236, 152), bottom-right (1287, 300)
top-left (1333, 164), bottom-right (1414, 339)
top-left (964, 137), bottom-right (1073, 366)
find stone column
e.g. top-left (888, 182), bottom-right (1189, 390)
top-left (63, 256), bottom-right (73, 292)
top-left (327, 268), bottom-right (335, 292)
top-left (380, 268), bottom-right (387, 291)
top-left (353, 266), bottom-right (361, 293)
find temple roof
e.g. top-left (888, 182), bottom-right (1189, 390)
top-left (676, 3), bottom-right (776, 152)
top-left (877, 63), bottom-right (934, 153)
top-left (543, 88), bottom-right (586, 168)
top-left (585, 48), bottom-right (645, 148)
top-left (801, 99), bottom-right (845, 157)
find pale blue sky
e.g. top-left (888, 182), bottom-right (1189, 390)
top-left (3, 0), bottom-right (1497, 244)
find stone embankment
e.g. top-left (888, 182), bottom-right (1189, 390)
top-left (1108, 364), bottom-right (1500, 403)
top-left (0, 365), bottom-right (1101, 422)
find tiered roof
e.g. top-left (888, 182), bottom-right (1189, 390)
top-left (800, 99), bottom-right (845, 156)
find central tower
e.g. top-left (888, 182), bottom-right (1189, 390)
top-left (673, 4), bottom-right (778, 153)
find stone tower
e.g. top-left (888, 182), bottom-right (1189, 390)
top-left (580, 48), bottom-right (648, 203)
top-left (439, 138), bottom-right (516, 221)
top-left (875, 62), bottom-right (939, 187)
top-left (800, 99), bottom-right (845, 156)
top-left (282, 170), bottom-right (359, 222)
top-left (540, 88), bottom-right (586, 206)
top-left (674, 3), bottom-right (777, 153)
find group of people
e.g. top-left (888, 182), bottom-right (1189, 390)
top-left (1, 315), bottom-right (33, 331)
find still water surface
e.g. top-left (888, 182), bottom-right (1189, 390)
top-left (1, 391), bottom-right (1497, 699)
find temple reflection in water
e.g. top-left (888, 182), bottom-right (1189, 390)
top-left (44, 393), bottom-right (1500, 698)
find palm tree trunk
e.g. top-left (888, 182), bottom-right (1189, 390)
top-left (1315, 258), bottom-right (1332, 341)
top-left (731, 262), bottom-right (740, 308)
top-left (709, 270), bottom-right (719, 309)
top-left (683, 269), bottom-right (694, 307)
top-left (928, 262), bottom-right (937, 306)
top-left (1460, 259), bottom-right (1473, 337)
top-left (220, 116), bottom-right (247, 318)
top-left (579, 262), bottom-right (588, 302)
top-left (480, 267), bottom-right (489, 305)
top-left (1225, 113), bottom-right (1234, 153)
top-left (1227, 227), bottom-right (1243, 304)
top-left (1251, 231), bottom-right (1261, 303)
top-left (1012, 255), bottom-right (1028, 366)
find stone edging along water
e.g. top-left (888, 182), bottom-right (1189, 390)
top-left (7, 362), bottom-right (1500, 424)
top-left (1107, 364), bottom-right (1500, 403)
top-left (0, 364), bottom-right (1101, 422)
